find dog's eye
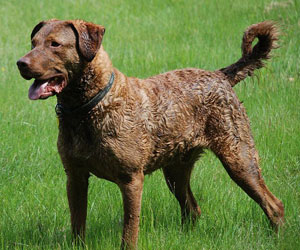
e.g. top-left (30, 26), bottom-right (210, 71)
top-left (51, 41), bottom-right (61, 48)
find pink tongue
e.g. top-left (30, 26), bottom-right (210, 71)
top-left (28, 81), bottom-right (48, 100)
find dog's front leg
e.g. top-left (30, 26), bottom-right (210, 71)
top-left (66, 169), bottom-right (90, 243)
top-left (119, 172), bottom-right (144, 250)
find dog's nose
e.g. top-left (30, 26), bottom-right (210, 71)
top-left (17, 57), bottom-right (30, 70)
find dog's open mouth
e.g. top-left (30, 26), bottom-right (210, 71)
top-left (28, 75), bottom-right (66, 100)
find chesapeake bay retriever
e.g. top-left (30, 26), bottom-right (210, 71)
top-left (17, 20), bottom-right (284, 249)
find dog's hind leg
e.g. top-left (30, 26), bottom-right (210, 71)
top-left (163, 161), bottom-right (201, 224)
top-left (209, 123), bottom-right (284, 229)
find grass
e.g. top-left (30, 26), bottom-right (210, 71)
top-left (0, 0), bottom-right (299, 249)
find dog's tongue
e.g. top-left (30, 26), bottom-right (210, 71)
top-left (28, 80), bottom-right (48, 100)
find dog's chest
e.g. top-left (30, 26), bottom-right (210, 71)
top-left (57, 122), bottom-right (141, 181)
top-left (57, 120), bottom-right (101, 159)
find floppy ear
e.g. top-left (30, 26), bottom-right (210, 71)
top-left (31, 21), bottom-right (46, 40)
top-left (69, 21), bottom-right (106, 62)
top-left (31, 19), bottom-right (59, 40)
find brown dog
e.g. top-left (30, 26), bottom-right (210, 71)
top-left (17, 20), bottom-right (284, 249)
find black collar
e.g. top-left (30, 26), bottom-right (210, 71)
top-left (55, 72), bottom-right (115, 118)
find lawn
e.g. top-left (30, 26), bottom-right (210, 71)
top-left (0, 0), bottom-right (299, 249)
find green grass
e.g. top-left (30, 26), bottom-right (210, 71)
top-left (0, 0), bottom-right (299, 249)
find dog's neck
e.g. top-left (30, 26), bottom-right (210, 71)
top-left (56, 46), bottom-right (115, 110)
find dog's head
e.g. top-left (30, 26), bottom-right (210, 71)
top-left (17, 19), bottom-right (105, 100)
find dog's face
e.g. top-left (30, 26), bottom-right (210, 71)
top-left (17, 19), bottom-right (105, 100)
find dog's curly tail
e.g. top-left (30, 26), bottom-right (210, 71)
top-left (219, 21), bottom-right (279, 87)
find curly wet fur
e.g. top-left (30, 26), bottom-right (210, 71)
top-left (17, 20), bottom-right (284, 249)
top-left (220, 21), bottom-right (279, 86)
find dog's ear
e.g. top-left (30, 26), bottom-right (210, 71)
top-left (69, 21), bottom-right (105, 62)
top-left (31, 19), bottom-right (59, 40)
top-left (31, 21), bottom-right (46, 40)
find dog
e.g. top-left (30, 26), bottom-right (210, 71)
top-left (17, 19), bottom-right (284, 249)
